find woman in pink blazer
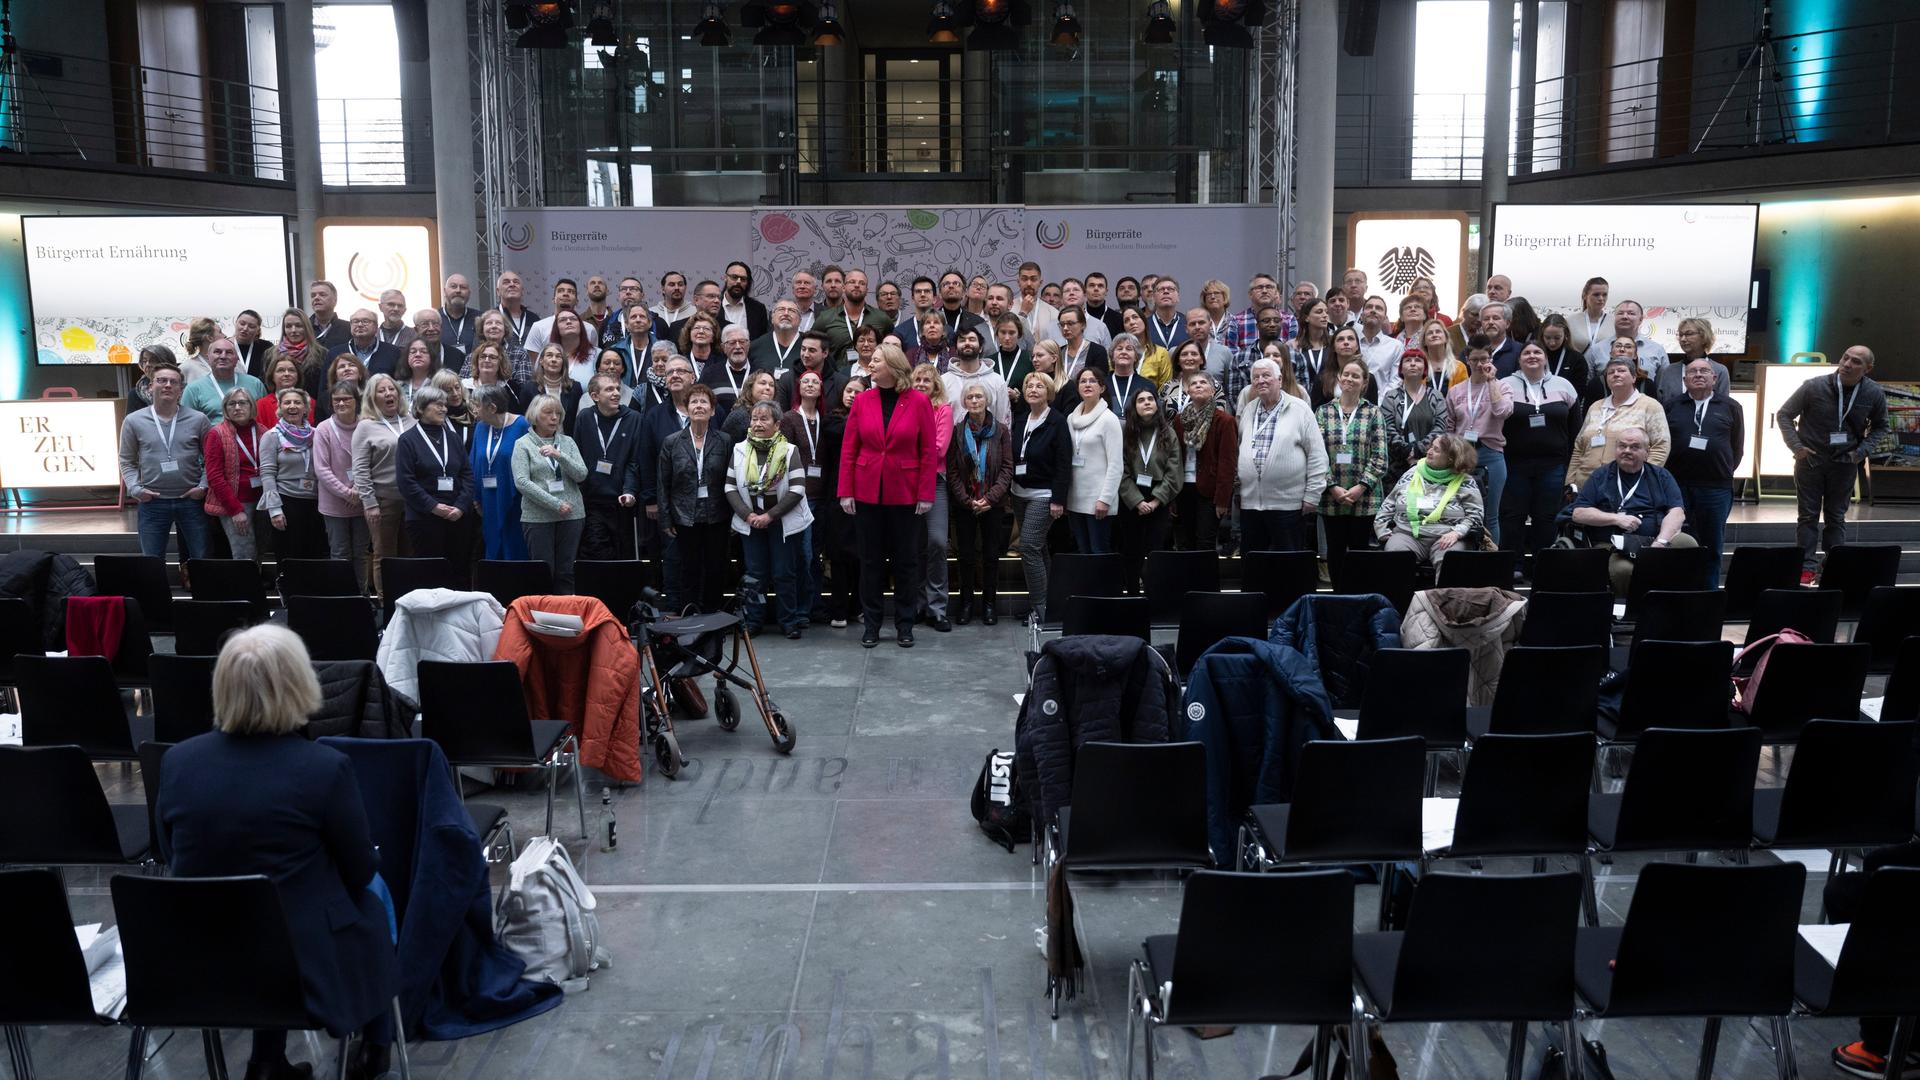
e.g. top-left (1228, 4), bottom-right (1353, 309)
top-left (838, 343), bottom-right (940, 648)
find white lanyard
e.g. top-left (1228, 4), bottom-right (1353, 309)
top-left (844, 305), bottom-right (865, 331)
top-left (1017, 412), bottom-right (1046, 461)
top-left (211, 374), bottom-right (237, 400)
top-left (1462, 380), bottom-right (1487, 420)
top-left (1112, 371), bottom-right (1138, 405)
top-left (1614, 467), bottom-right (1644, 510)
top-left (724, 364), bottom-right (747, 395)
top-left (1066, 342), bottom-right (1088, 379)
top-left (1334, 399), bottom-right (1359, 444)
top-left (1150, 314), bottom-right (1180, 347)
top-left (1521, 378), bottom-right (1546, 407)
top-left (443, 309), bottom-right (468, 342)
top-left (508, 310), bottom-right (532, 342)
top-left (1836, 375), bottom-right (1859, 429)
top-left (1210, 313), bottom-right (1229, 339)
top-left (485, 424), bottom-right (507, 470)
top-left (1548, 348), bottom-right (1569, 378)
top-left (378, 416), bottom-right (403, 439)
top-left (772, 335), bottom-right (798, 369)
top-left (1694, 398), bottom-right (1710, 433)
top-left (351, 342), bottom-right (375, 364)
top-left (1398, 390), bottom-right (1418, 427)
top-left (1138, 430), bottom-right (1157, 470)
top-left (1300, 347), bottom-right (1324, 378)
top-left (234, 425), bottom-right (259, 469)
top-left (152, 410), bottom-right (179, 460)
top-left (421, 427), bottom-right (451, 477)
top-left (595, 414), bottom-right (623, 456)
top-left (1585, 313), bottom-right (1606, 346)
top-left (799, 412), bottom-right (819, 461)
top-left (379, 326), bottom-right (404, 345)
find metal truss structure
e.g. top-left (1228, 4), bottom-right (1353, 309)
top-left (1245, 0), bottom-right (1297, 285)
top-left (472, 0), bottom-right (545, 284)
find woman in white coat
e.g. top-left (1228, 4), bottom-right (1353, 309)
top-left (1063, 367), bottom-right (1123, 554)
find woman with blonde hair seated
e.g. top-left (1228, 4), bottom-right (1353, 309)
top-left (1374, 433), bottom-right (1485, 568)
top-left (155, 623), bottom-right (400, 1079)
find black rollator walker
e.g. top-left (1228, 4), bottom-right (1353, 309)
top-left (628, 582), bottom-right (796, 778)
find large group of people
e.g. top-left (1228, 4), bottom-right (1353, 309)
top-left (119, 260), bottom-right (1889, 641)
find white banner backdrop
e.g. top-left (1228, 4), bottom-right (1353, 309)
top-left (496, 207), bottom-right (753, 310)
top-left (749, 206), bottom-right (1026, 303)
top-left (1486, 203), bottom-right (1758, 353)
top-left (1024, 205), bottom-right (1276, 307)
top-left (1347, 213), bottom-right (1470, 322)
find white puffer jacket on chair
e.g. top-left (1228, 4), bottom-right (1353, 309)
top-left (377, 589), bottom-right (507, 707)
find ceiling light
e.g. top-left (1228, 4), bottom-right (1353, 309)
top-left (927, 0), bottom-right (960, 44)
top-left (811, 0), bottom-right (844, 44)
top-left (1048, 1), bottom-right (1080, 47)
top-left (743, 0), bottom-right (813, 45)
top-left (964, 0), bottom-right (1028, 50)
top-left (692, 2), bottom-right (731, 45)
top-left (1199, 0), bottom-right (1265, 48)
top-left (1141, 0), bottom-right (1175, 44)
top-left (515, 0), bottom-right (574, 48)
top-left (585, 0), bottom-right (616, 45)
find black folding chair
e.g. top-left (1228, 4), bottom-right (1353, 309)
top-left (1466, 644), bottom-right (1605, 738)
top-left (1330, 548), bottom-right (1416, 616)
top-left (92, 553), bottom-right (175, 631)
top-left (147, 654), bottom-right (218, 744)
top-left (1753, 720), bottom-right (1918, 856)
top-left (1343, 648), bottom-right (1471, 790)
top-left (1354, 871), bottom-right (1584, 1080)
top-left (576, 559), bottom-right (645, 627)
top-left (476, 559), bottom-right (554, 608)
top-left (0, 596), bottom-right (44, 707)
top-left (1574, 861), bottom-right (1803, 1079)
top-left (1793, 867), bottom-right (1920, 1077)
top-left (1853, 587), bottom-right (1920, 674)
top-left (1434, 547), bottom-right (1518, 589)
top-left (379, 556), bottom-right (461, 620)
top-left (1820, 543), bottom-right (1901, 618)
top-left (1061, 595), bottom-right (1151, 641)
top-left (138, 740), bottom-right (174, 865)
top-left (416, 660), bottom-right (586, 839)
top-left (1518, 591), bottom-right (1613, 648)
top-left (1173, 590), bottom-right (1269, 680)
top-left (1623, 544), bottom-right (1712, 618)
top-left (1143, 548), bottom-right (1219, 611)
top-left (468, 802), bottom-right (518, 866)
top-left (185, 557), bottom-right (271, 621)
top-left (1880, 637), bottom-right (1920, 724)
top-left (1531, 546), bottom-right (1610, 594)
top-left (1238, 549), bottom-right (1319, 619)
top-left (14, 654), bottom-right (149, 760)
top-left (1743, 587), bottom-right (1842, 645)
top-left (1127, 870), bottom-right (1358, 1080)
top-left (1611, 588), bottom-right (1725, 670)
top-left (1600, 640), bottom-right (1734, 755)
top-left (285, 594), bottom-right (381, 662)
top-left (0, 745), bottom-right (152, 869)
top-left (1434, 732), bottom-right (1595, 868)
top-left (1033, 553), bottom-right (1125, 645)
top-left (169, 598), bottom-right (254, 656)
top-left (0, 868), bottom-right (122, 1077)
top-left (1721, 545), bottom-right (1802, 623)
top-left (1734, 641), bottom-right (1870, 746)
top-left (277, 557), bottom-right (363, 598)
top-left (64, 595), bottom-right (155, 685)
top-left (112, 874), bottom-right (411, 1080)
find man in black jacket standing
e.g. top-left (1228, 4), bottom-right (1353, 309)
top-left (573, 374), bottom-right (645, 560)
top-left (1663, 356), bottom-right (1744, 587)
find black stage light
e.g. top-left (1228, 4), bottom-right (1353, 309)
top-left (1048, 1), bottom-right (1080, 47)
top-left (964, 0), bottom-right (1029, 51)
top-left (1199, 0), bottom-right (1266, 49)
top-left (515, 0), bottom-right (574, 48)
top-left (1141, 0), bottom-right (1176, 45)
top-left (692, 2), bottom-right (732, 45)
top-left (504, 0), bottom-right (531, 31)
top-left (585, 0), bottom-right (616, 45)
top-left (927, 0), bottom-right (961, 44)
top-left (811, 1), bottom-right (845, 45)
top-left (742, 1), bottom-right (815, 46)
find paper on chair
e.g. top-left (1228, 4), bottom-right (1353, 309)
top-left (1859, 697), bottom-right (1884, 721)
top-left (525, 610), bottom-right (585, 636)
top-left (1, 712), bottom-right (19, 746)
top-left (1799, 923), bottom-right (1849, 970)
top-left (75, 924), bottom-right (127, 1019)
top-left (1334, 716), bottom-right (1359, 741)
top-left (1422, 798), bottom-right (1459, 853)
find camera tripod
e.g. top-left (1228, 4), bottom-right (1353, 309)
top-left (1693, 0), bottom-right (1799, 152)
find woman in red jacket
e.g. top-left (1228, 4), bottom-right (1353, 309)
top-left (1172, 369), bottom-right (1238, 553)
top-left (838, 343), bottom-right (939, 648)
top-left (204, 387), bottom-right (265, 560)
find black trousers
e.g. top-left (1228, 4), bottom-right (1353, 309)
top-left (675, 520), bottom-right (731, 614)
top-left (1322, 514), bottom-right (1375, 582)
top-left (269, 497), bottom-right (328, 560)
top-left (952, 500), bottom-right (1008, 606)
top-left (579, 497), bottom-right (638, 561)
top-left (1172, 486), bottom-right (1221, 552)
top-left (1116, 503), bottom-right (1172, 594)
top-left (856, 502), bottom-right (922, 632)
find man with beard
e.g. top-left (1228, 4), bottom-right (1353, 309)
top-left (1115, 276), bottom-right (1142, 311)
top-left (820, 265), bottom-right (845, 310)
top-left (376, 289), bottom-right (416, 350)
top-left (583, 275), bottom-right (619, 341)
top-left (1015, 261), bottom-right (1060, 344)
top-left (652, 271), bottom-right (693, 334)
top-left (1226, 305), bottom-right (1289, 406)
top-left (816, 268), bottom-right (892, 365)
top-left (413, 309), bottom-right (465, 375)
top-left (439, 273), bottom-right (477, 351)
top-left (524, 277), bottom-right (598, 355)
top-left (941, 326), bottom-right (1010, 427)
top-left (936, 270), bottom-right (988, 346)
top-left (751, 298), bottom-right (807, 374)
top-left (775, 331), bottom-right (847, 410)
top-left (720, 261), bottom-right (770, 338)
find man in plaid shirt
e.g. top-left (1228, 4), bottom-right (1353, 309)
top-left (1221, 273), bottom-right (1295, 351)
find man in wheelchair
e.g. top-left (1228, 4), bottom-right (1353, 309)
top-left (1554, 426), bottom-right (1697, 596)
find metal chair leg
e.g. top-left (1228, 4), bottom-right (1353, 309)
top-left (201, 1029), bottom-right (228, 1080)
top-left (392, 996), bottom-right (413, 1079)
top-left (1770, 1017), bottom-right (1798, 1080)
top-left (1506, 1021), bottom-right (1529, 1080)
top-left (1349, 996), bottom-right (1369, 1080)
top-left (123, 1026), bottom-right (148, 1080)
top-left (1563, 1019), bottom-right (1585, 1080)
top-left (544, 752), bottom-right (557, 837)
top-left (1311, 1024), bottom-right (1333, 1080)
top-left (1884, 1016), bottom-right (1914, 1080)
top-left (1697, 1016), bottom-right (1722, 1080)
top-left (1580, 853), bottom-right (1600, 926)
top-left (334, 1034), bottom-right (350, 1080)
top-left (571, 736), bottom-right (589, 840)
top-left (7, 1025), bottom-right (36, 1080)
top-left (1124, 963), bottom-right (1139, 1080)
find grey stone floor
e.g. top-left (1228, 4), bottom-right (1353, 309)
top-left (22, 621), bottom-right (1874, 1079)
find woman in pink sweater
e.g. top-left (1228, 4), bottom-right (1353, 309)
top-left (312, 378), bottom-right (371, 594)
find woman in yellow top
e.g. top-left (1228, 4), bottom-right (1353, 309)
top-left (1566, 356), bottom-right (1672, 490)
top-left (1419, 319), bottom-right (1469, 390)
top-left (1120, 307), bottom-right (1173, 387)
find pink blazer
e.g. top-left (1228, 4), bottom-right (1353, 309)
top-left (837, 387), bottom-right (940, 505)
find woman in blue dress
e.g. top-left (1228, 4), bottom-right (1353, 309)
top-left (468, 382), bottom-right (531, 560)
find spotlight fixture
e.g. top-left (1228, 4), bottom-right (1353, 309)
top-left (585, 0), bottom-right (616, 45)
top-left (692, 2), bottom-right (732, 45)
top-left (742, 0), bottom-right (815, 46)
top-left (515, 0), bottom-right (575, 48)
top-left (1199, 0), bottom-right (1266, 48)
top-left (963, 0), bottom-right (1030, 51)
top-left (811, 0), bottom-right (845, 44)
top-left (926, 0), bottom-right (961, 44)
top-left (504, 0), bottom-right (531, 31)
top-left (1047, 1), bottom-right (1080, 47)
top-left (1141, 0), bottom-right (1175, 45)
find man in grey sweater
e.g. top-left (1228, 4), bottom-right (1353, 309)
top-left (1776, 345), bottom-right (1889, 581)
top-left (118, 362), bottom-right (213, 560)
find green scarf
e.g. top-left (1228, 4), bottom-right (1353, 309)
top-left (1406, 461), bottom-right (1465, 539)
top-left (745, 431), bottom-right (790, 494)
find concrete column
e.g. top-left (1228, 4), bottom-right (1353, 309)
top-left (962, 48), bottom-right (989, 177)
top-left (1293, 0), bottom-right (1337, 292)
top-left (282, 0), bottom-right (323, 287)
top-left (821, 44), bottom-right (847, 173)
top-left (1480, 0), bottom-right (1515, 280)
top-left (427, 0), bottom-right (479, 290)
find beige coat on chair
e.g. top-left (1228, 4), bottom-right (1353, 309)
top-left (1399, 587), bottom-right (1529, 706)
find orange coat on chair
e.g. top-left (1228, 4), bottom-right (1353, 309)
top-left (494, 594), bottom-right (643, 783)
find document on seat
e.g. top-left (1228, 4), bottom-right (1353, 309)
top-left (1421, 798), bottom-right (1458, 853)
top-left (1611, 602), bottom-right (1627, 620)
top-left (1333, 716), bottom-right (1359, 741)
top-left (74, 924), bottom-right (128, 1019)
top-left (1799, 923), bottom-right (1849, 970)
top-left (523, 610), bottom-right (586, 637)
top-left (1859, 697), bottom-right (1884, 720)
top-left (1, 712), bottom-right (19, 746)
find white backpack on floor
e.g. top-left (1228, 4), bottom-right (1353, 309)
top-left (495, 836), bottom-right (611, 992)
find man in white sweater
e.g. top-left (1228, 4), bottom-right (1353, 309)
top-left (1236, 357), bottom-right (1328, 553)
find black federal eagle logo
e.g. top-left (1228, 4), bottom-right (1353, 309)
top-left (1377, 246), bottom-right (1437, 293)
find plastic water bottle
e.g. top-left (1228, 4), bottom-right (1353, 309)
top-left (602, 786), bottom-right (617, 850)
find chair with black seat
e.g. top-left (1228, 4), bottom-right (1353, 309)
top-left (1792, 867), bottom-right (1920, 1078)
top-left (1753, 720), bottom-right (1918, 858)
top-left (1035, 552), bottom-right (1124, 639)
top-left (169, 598), bottom-right (254, 656)
top-left (1820, 543), bottom-right (1901, 618)
top-left (1586, 726), bottom-right (1762, 924)
top-left (415, 660), bottom-right (586, 839)
top-left (277, 557), bottom-right (363, 598)
top-left (0, 868), bottom-right (123, 1077)
top-left (1853, 587), bottom-right (1920, 674)
top-left (1518, 591), bottom-right (1613, 648)
top-left (476, 559), bottom-right (554, 609)
top-left (378, 556), bottom-right (460, 620)
top-left (1721, 545), bottom-right (1802, 622)
top-left (63, 594), bottom-right (156, 687)
top-left (14, 654), bottom-right (148, 760)
top-left (1607, 588), bottom-right (1724, 671)
top-left (1239, 549), bottom-right (1319, 619)
top-left (1330, 548), bottom-right (1416, 616)
top-left (1880, 637), bottom-right (1920, 724)
top-left (285, 594), bottom-right (381, 662)
top-left (92, 552), bottom-right (175, 631)
top-left (185, 557), bottom-right (271, 621)
top-left (1600, 640), bottom-right (1734, 760)
top-left (1465, 644), bottom-right (1605, 739)
top-left (1432, 732), bottom-right (1595, 870)
top-left (1173, 591), bottom-right (1269, 681)
top-left (1623, 544), bottom-right (1712, 618)
top-left (1143, 548), bottom-right (1219, 612)
top-left (1240, 737), bottom-right (1425, 928)
top-left (1734, 641), bottom-right (1871, 747)
top-left (1062, 595), bottom-right (1151, 641)
top-left (1531, 546), bottom-right (1611, 594)
top-left (1743, 587), bottom-right (1842, 645)
top-left (467, 802), bottom-right (517, 865)
top-left (0, 745), bottom-right (152, 870)
top-left (1342, 648), bottom-right (1470, 791)
top-left (137, 740), bottom-right (174, 865)
top-left (1353, 871), bottom-right (1584, 1080)
top-left (112, 873), bottom-right (412, 1080)
top-left (1434, 548), bottom-right (1519, 590)
top-left (1574, 861), bottom-right (1804, 1079)
top-left (0, 596), bottom-right (44, 706)
top-left (147, 654), bottom-right (217, 743)
top-left (575, 560), bottom-right (645, 627)
top-left (1126, 870), bottom-right (1358, 1080)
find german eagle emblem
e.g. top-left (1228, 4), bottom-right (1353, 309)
top-left (1377, 246), bottom-right (1436, 293)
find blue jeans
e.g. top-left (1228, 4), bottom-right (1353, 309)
top-left (1475, 446), bottom-right (1507, 547)
top-left (1068, 511), bottom-right (1113, 554)
top-left (799, 498), bottom-right (822, 620)
top-left (1681, 484), bottom-right (1734, 587)
top-left (740, 525), bottom-right (802, 632)
top-left (137, 497), bottom-right (211, 561)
